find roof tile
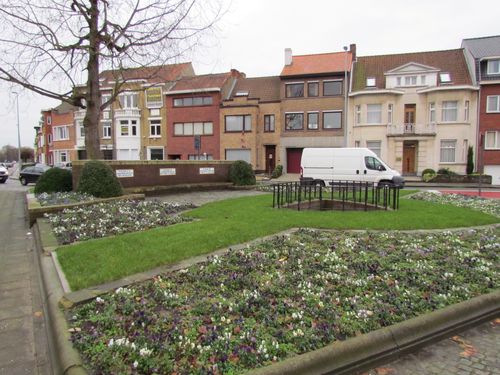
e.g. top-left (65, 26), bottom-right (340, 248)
top-left (281, 52), bottom-right (352, 77)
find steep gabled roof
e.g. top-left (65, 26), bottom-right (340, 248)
top-left (462, 35), bottom-right (500, 59)
top-left (352, 49), bottom-right (472, 91)
top-left (281, 52), bottom-right (353, 77)
top-left (167, 72), bottom-right (233, 93)
top-left (99, 62), bottom-right (194, 84)
top-left (229, 76), bottom-right (281, 102)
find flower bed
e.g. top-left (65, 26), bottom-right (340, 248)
top-left (36, 192), bottom-right (96, 207)
top-left (46, 200), bottom-right (196, 244)
top-left (409, 192), bottom-right (500, 218)
top-left (69, 226), bottom-right (499, 374)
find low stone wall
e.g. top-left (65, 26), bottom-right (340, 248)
top-left (71, 160), bottom-right (233, 190)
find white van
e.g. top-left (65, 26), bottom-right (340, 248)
top-left (300, 148), bottom-right (405, 187)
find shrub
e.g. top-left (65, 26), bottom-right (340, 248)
top-left (77, 161), bottom-right (123, 198)
top-left (421, 168), bottom-right (435, 176)
top-left (437, 168), bottom-right (458, 176)
top-left (271, 164), bottom-right (283, 179)
top-left (229, 160), bottom-right (256, 186)
top-left (34, 167), bottom-right (72, 194)
top-left (466, 146), bottom-right (474, 175)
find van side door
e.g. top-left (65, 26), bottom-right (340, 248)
top-left (363, 156), bottom-right (386, 184)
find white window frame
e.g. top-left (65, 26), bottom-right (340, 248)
top-left (366, 77), bottom-right (376, 87)
top-left (366, 104), bottom-right (382, 124)
top-left (404, 76), bottom-right (417, 86)
top-left (429, 102), bottom-right (436, 124)
top-left (366, 141), bottom-right (382, 157)
top-left (487, 59), bottom-right (500, 75)
top-left (486, 95), bottom-right (500, 113)
top-left (387, 104), bottom-right (393, 125)
top-left (440, 140), bottom-right (457, 163)
top-left (102, 121), bottom-right (112, 139)
top-left (54, 150), bottom-right (70, 164)
top-left (464, 100), bottom-right (470, 122)
top-left (118, 92), bottom-right (138, 109)
top-left (149, 118), bottom-right (162, 138)
top-left (355, 105), bottom-right (361, 125)
top-left (441, 101), bottom-right (458, 122)
top-left (440, 73), bottom-right (451, 83)
top-left (485, 131), bottom-right (500, 150)
top-left (174, 122), bottom-right (213, 136)
top-left (53, 125), bottom-right (69, 141)
top-left (119, 119), bottom-right (138, 137)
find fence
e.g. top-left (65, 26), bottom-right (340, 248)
top-left (272, 180), bottom-right (400, 211)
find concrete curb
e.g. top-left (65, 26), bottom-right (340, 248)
top-left (33, 221), bottom-right (87, 375)
top-left (246, 291), bottom-right (500, 375)
top-left (35, 217), bottom-right (500, 374)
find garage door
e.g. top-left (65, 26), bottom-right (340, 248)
top-left (286, 148), bottom-right (303, 173)
top-left (225, 149), bottom-right (251, 164)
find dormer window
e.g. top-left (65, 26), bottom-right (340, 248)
top-left (366, 77), bottom-right (376, 87)
top-left (235, 91), bottom-right (249, 97)
top-left (404, 76), bottom-right (417, 86)
top-left (487, 59), bottom-right (500, 75)
top-left (440, 73), bottom-right (451, 83)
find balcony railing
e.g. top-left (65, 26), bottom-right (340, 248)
top-left (114, 108), bottom-right (141, 118)
top-left (387, 123), bottom-right (436, 136)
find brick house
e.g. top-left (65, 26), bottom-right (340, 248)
top-left (164, 70), bottom-right (242, 160)
top-left (279, 45), bottom-right (355, 173)
top-left (220, 76), bottom-right (281, 173)
top-left (349, 49), bottom-right (478, 176)
top-left (462, 35), bottom-right (500, 184)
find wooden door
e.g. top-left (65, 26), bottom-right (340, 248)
top-left (265, 145), bottom-right (276, 174)
top-left (403, 143), bottom-right (416, 174)
top-left (404, 104), bottom-right (416, 133)
top-left (286, 148), bottom-right (303, 174)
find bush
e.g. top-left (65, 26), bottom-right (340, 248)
top-left (229, 160), bottom-right (256, 186)
top-left (34, 167), bottom-right (72, 194)
top-left (466, 146), bottom-right (474, 175)
top-left (77, 161), bottom-right (123, 198)
top-left (271, 164), bottom-right (283, 179)
top-left (437, 168), bottom-right (458, 176)
top-left (421, 168), bottom-right (435, 176)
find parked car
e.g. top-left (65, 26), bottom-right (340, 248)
top-left (54, 162), bottom-right (72, 170)
top-left (0, 164), bottom-right (8, 183)
top-left (19, 164), bottom-right (51, 185)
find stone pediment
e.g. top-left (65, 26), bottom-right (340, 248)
top-left (385, 62), bottom-right (440, 75)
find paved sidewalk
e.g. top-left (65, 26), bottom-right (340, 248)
top-left (0, 189), bottom-right (52, 375)
top-left (361, 319), bottom-right (500, 375)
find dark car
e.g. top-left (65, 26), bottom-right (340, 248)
top-left (19, 164), bottom-right (51, 185)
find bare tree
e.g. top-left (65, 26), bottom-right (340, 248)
top-left (0, 0), bottom-right (224, 159)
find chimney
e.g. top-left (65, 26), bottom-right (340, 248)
top-left (349, 43), bottom-right (356, 60)
top-left (285, 48), bottom-right (293, 66)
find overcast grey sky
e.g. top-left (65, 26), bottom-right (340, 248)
top-left (1, 0), bottom-right (499, 150)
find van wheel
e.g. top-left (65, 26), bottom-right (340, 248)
top-left (378, 181), bottom-right (393, 188)
top-left (316, 180), bottom-right (325, 187)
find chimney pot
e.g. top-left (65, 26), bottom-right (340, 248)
top-left (285, 48), bottom-right (292, 66)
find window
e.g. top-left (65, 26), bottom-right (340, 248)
top-left (174, 122), bottom-right (213, 136)
top-left (78, 122), bottom-right (85, 138)
top-left (188, 154), bottom-right (214, 160)
top-left (355, 105), bottom-right (361, 125)
top-left (225, 115), bottom-right (251, 132)
top-left (54, 150), bottom-right (69, 164)
top-left (487, 59), bottom-right (500, 75)
top-left (487, 95), bottom-right (500, 113)
top-left (118, 92), bottom-right (138, 109)
top-left (440, 140), bottom-right (456, 163)
top-left (442, 101), bottom-right (458, 122)
top-left (464, 100), bottom-right (470, 121)
top-left (264, 115), bottom-right (275, 132)
top-left (429, 102), bottom-right (436, 123)
top-left (145, 87), bottom-right (163, 107)
top-left (366, 77), bottom-right (376, 87)
top-left (285, 113), bottom-right (303, 130)
top-left (285, 83), bottom-right (304, 98)
top-left (119, 119), bottom-right (138, 136)
top-left (47, 116), bottom-right (52, 125)
top-left (323, 80), bottom-right (342, 96)
top-left (149, 147), bottom-right (164, 160)
top-left (307, 112), bottom-right (318, 130)
top-left (404, 76), bottom-right (417, 86)
top-left (323, 111), bottom-right (342, 129)
top-left (48, 134), bottom-right (52, 144)
top-left (225, 149), bottom-right (251, 163)
top-left (102, 121), bottom-right (111, 138)
top-left (388, 104), bottom-right (393, 125)
top-left (485, 131), bottom-right (500, 149)
top-left (440, 73), bottom-right (451, 83)
top-left (421, 75), bottom-right (426, 85)
top-left (101, 93), bottom-right (111, 110)
top-left (366, 141), bottom-right (381, 157)
top-left (53, 126), bottom-right (69, 140)
top-left (150, 119), bottom-right (161, 137)
top-left (308, 82), bottom-right (319, 97)
top-left (396, 77), bottom-right (402, 86)
top-left (366, 104), bottom-right (382, 124)
top-left (173, 96), bottom-right (213, 107)
top-left (365, 156), bottom-right (385, 171)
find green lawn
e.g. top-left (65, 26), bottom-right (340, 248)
top-left (56, 192), bottom-right (500, 290)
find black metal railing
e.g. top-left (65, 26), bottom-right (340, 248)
top-left (272, 180), bottom-right (400, 211)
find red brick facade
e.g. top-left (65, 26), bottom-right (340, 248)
top-left (479, 84), bottom-right (500, 167)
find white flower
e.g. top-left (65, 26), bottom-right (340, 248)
top-left (133, 360), bottom-right (138, 368)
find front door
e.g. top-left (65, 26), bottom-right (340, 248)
top-left (286, 148), bottom-right (303, 174)
top-left (403, 142), bottom-right (417, 175)
top-left (265, 145), bottom-right (276, 175)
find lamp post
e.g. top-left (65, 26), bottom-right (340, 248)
top-left (12, 91), bottom-right (22, 171)
top-left (343, 46), bottom-right (348, 147)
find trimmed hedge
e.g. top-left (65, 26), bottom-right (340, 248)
top-left (77, 161), bottom-right (123, 198)
top-left (34, 167), bottom-right (72, 194)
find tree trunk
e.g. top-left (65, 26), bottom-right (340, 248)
top-left (83, 0), bottom-right (102, 160)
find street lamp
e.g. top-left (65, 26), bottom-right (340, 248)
top-left (12, 91), bottom-right (22, 171)
top-left (343, 46), bottom-right (348, 147)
